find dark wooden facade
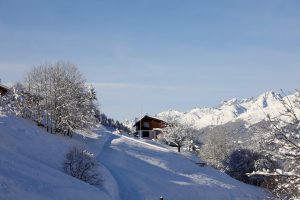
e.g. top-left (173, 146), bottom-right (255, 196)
top-left (133, 115), bottom-right (167, 139)
top-left (134, 115), bottom-right (167, 131)
top-left (0, 84), bottom-right (9, 96)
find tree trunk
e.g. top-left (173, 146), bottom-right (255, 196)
top-left (177, 145), bottom-right (181, 152)
top-left (46, 116), bottom-right (49, 132)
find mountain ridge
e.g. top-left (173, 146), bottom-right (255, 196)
top-left (155, 90), bottom-right (293, 129)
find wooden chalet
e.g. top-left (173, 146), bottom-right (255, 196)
top-left (133, 115), bottom-right (167, 139)
top-left (0, 84), bottom-right (9, 96)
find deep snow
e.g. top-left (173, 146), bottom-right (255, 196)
top-left (0, 112), bottom-right (269, 200)
top-left (0, 113), bottom-right (113, 200)
top-left (99, 133), bottom-right (269, 200)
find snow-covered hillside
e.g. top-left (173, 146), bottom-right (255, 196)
top-left (156, 91), bottom-right (293, 129)
top-left (99, 134), bottom-right (269, 200)
top-left (0, 113), bottom-right (114, 200)
top-left (0, 111), bottom-right (270, 199)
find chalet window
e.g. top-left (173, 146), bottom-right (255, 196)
top-left (143, 122), bottom-right (150, 128)
top-left (142, 131), bottom-right (149, 137)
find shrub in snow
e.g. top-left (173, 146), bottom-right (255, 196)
top-left (224, 148), bottom-right (277, 186)
top-left (0, 82), bottom-right (27, 115)
top-left (64, 147), bottom-right (102, 186)
top-left (225, 149), bottom-right (260, 183)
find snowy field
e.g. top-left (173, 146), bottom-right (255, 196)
top-left (0, 113), bottom-right (270, 200)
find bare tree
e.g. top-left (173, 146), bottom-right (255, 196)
top-left (199, 126), bottom-right (233, 170)
top-left (163, 121), bottom-right (195, 152)
top-left (21, 61), bottom-right (98, 136)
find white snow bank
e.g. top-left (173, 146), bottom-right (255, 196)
top-left (0, 114), bottom-right (114, 200)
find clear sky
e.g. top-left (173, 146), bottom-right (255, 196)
top-left (1, 0), bottom-right (300, 120)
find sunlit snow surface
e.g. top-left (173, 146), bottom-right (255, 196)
top-left (0, 113), bottom-right (112, 200)
top-left (0, 112), bottom-right (269, 200)
top-left (99, 134), bottom-right (269, 200)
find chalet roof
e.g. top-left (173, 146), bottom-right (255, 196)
top-left (133, 115), bottom-right (166, 127)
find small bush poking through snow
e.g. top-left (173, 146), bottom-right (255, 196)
top-left (224, 149), bottom-right (260, 182)
top-left (64, 147), bottom-right (102, 185)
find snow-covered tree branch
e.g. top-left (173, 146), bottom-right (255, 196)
top-left (3, 62), bottom-right (99, 136)
top-left (251, 91), bottom-right (300, 199)
top-left (199, 126), bottom-right (233, 170)
top-left (163, 121), bottom-right (196, 152)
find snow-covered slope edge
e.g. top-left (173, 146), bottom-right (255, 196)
top-left (156, 91), bottom-right (293, 129)
top-left (0, 113), bottom-right (116, 200)
top-left (98, 133), bottom-right (270, 200)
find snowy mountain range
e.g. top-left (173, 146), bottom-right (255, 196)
top-left (155, 91), bottom-right (295, 130)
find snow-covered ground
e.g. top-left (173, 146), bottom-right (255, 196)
top-left (0, 113), bottom-right (114, 200)
top-left (100, 133), bottom-right (269, 200)
top-left (0, 112), bottom-right (270, 200)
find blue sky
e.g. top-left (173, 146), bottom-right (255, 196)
top-left (1, 0), bottom-right (300, 120)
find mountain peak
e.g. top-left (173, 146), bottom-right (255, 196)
top-left (221, 98), bottom-right (238, 106)
top-left (156, 90), bottom-right (290, 129)
top-left (261, 91), bottom-right (281, 99)
top-left (255, 91), bottom-right (282, 108)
